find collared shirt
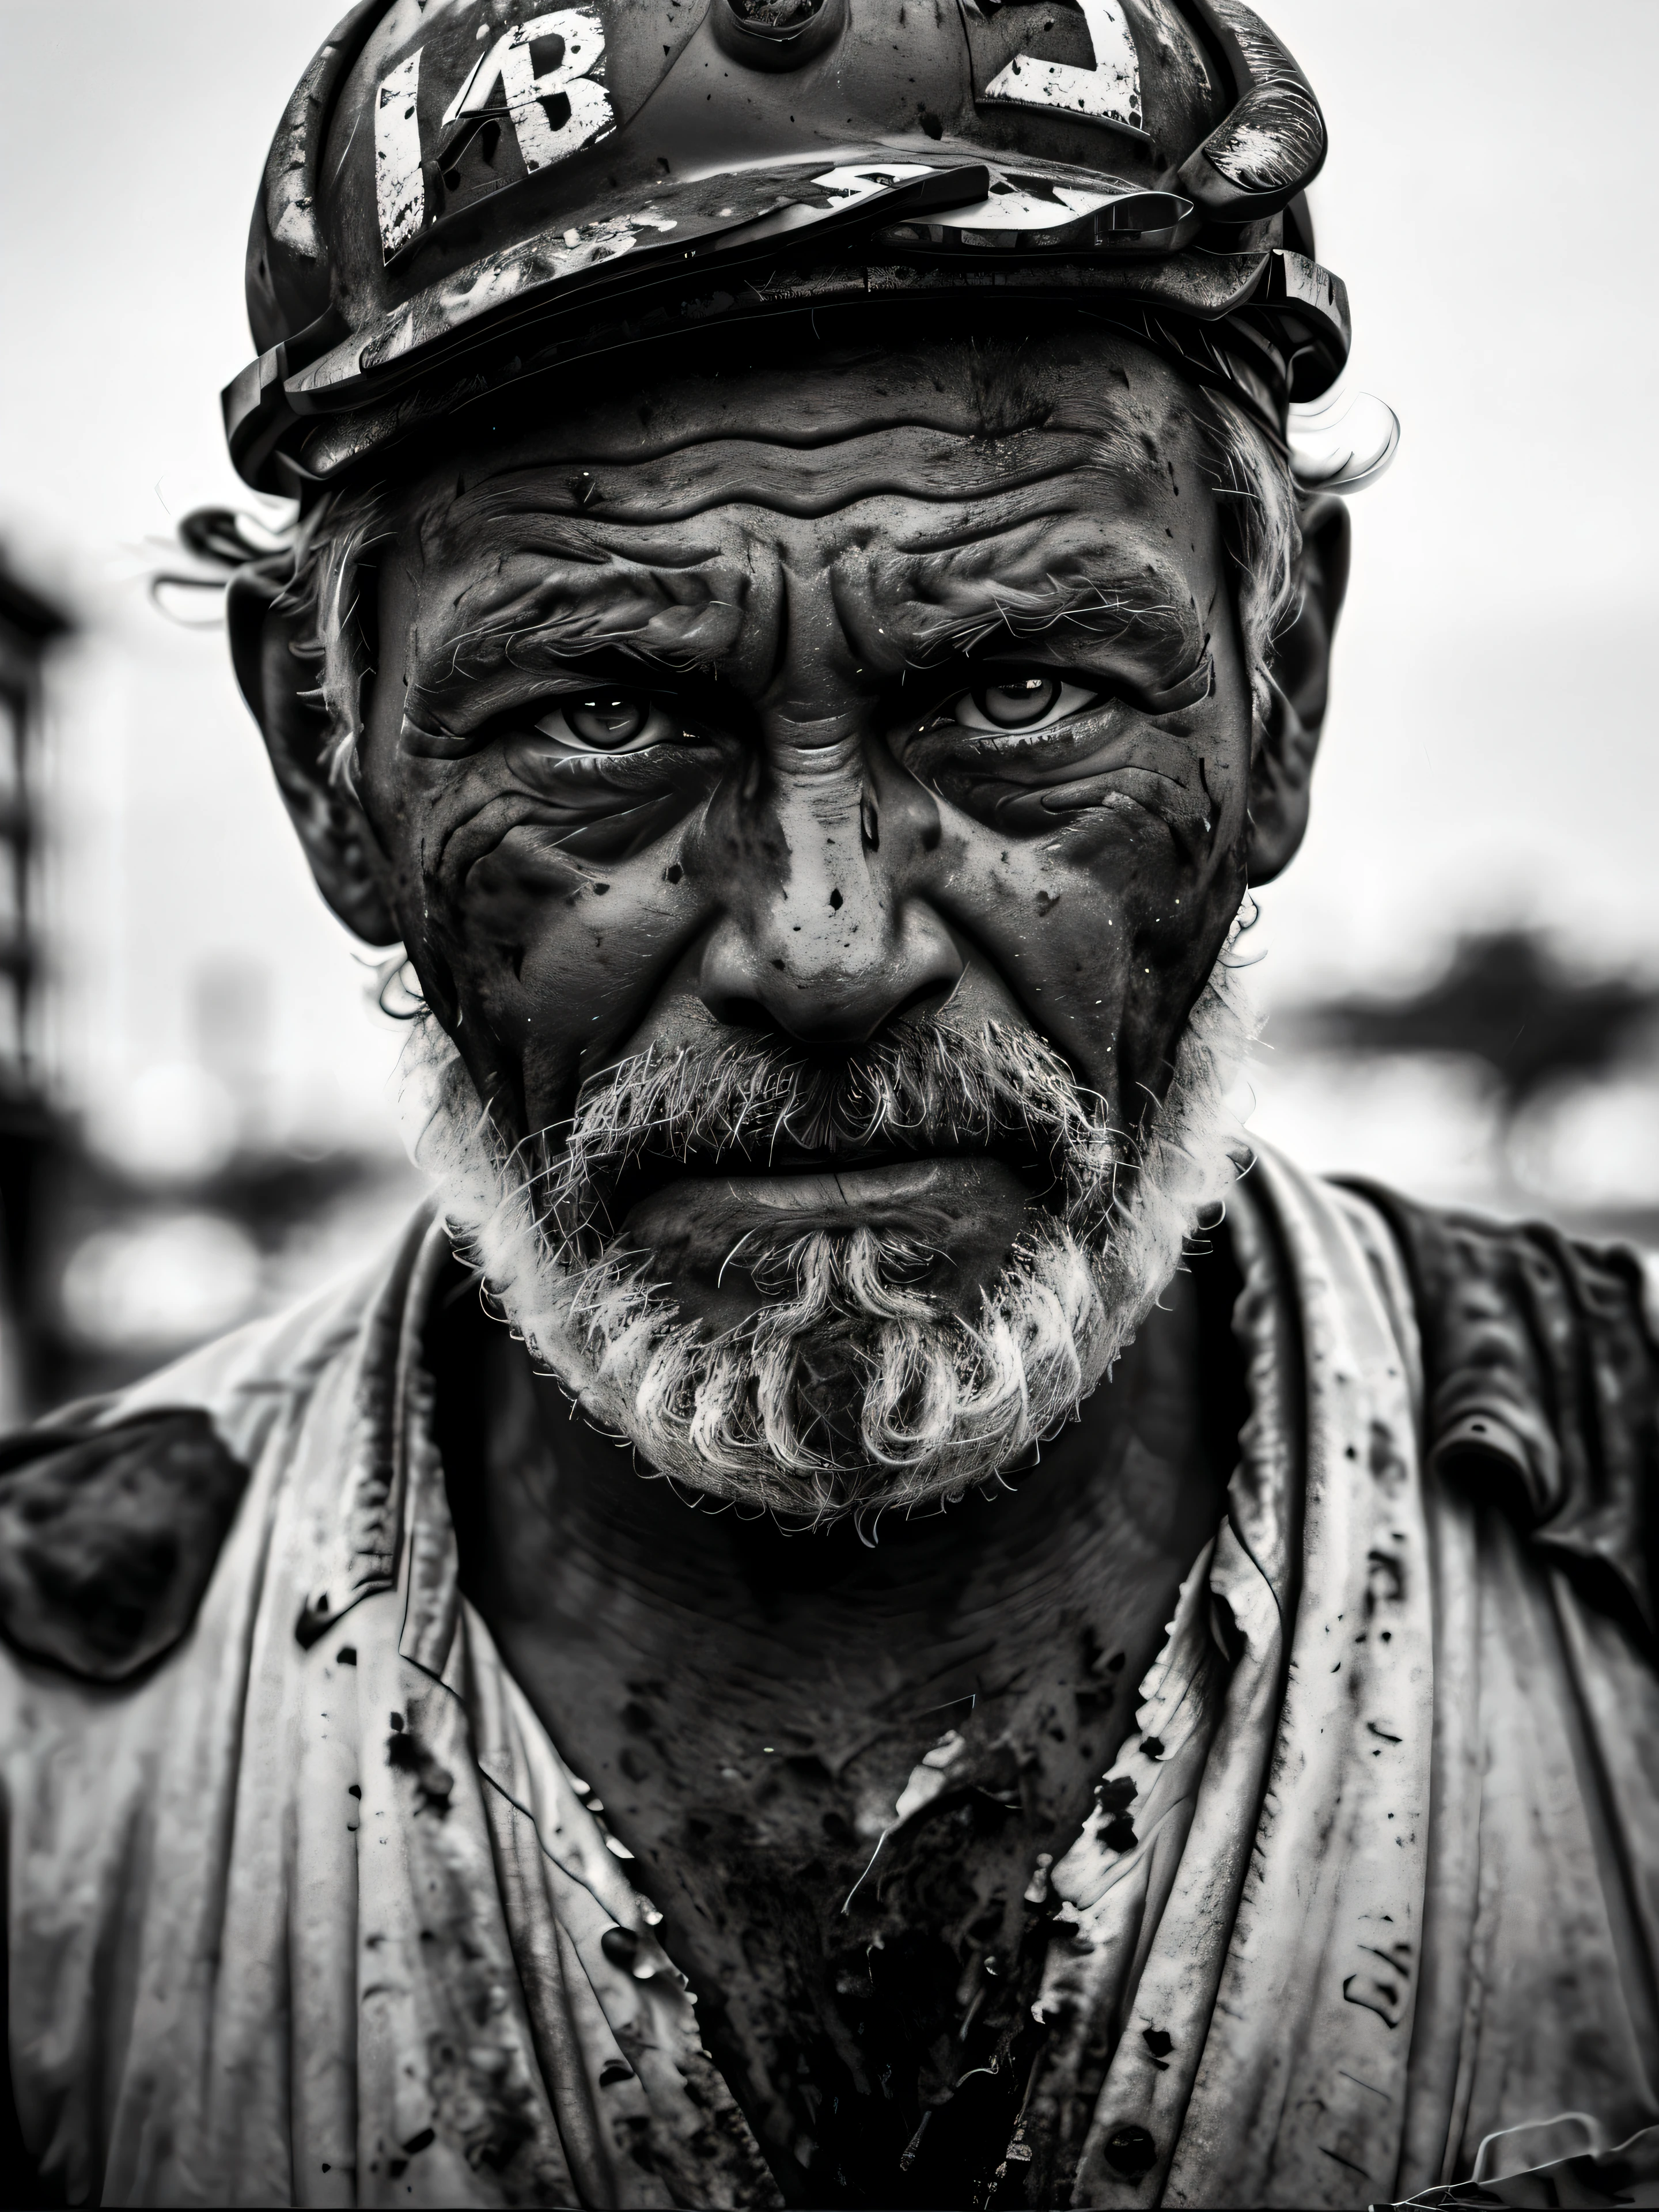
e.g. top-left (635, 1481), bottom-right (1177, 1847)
top-left (2, 1147), bottom-right (1657, 2207)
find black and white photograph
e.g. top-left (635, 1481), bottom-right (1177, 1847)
top-left (0, 3), bottom-right (1654, 2206)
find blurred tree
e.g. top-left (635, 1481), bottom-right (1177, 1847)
top-left (1302, 930), bottom-right (1659, 1124)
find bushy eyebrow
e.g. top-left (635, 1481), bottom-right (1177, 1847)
top-left (404, 545), bottom-right (747, 732)
top-left (402, 502), bottom-right (1206, 733)
top-left (867, 514), bottom-right (1207, 675)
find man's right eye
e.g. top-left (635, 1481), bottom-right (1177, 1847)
top-left (533, 693), bottom-right (683, 753)
top-left (495, 684), bottom-right (733, 859)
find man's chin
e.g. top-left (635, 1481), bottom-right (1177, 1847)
top-left (558, 1222), bottom-right (1116, 1522)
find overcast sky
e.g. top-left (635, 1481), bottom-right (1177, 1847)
top-left (1, 0), bottom-right (1656, 1150)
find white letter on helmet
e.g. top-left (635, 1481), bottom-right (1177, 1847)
top-left (984, 0), bottom-right (1143, 132)
top-left (375, 48), bottom-right (426, 260)
top-left (442, 9), bottom-right (613, 177)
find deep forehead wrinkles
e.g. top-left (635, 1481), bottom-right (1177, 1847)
top-left (432, 415), bottom-right (1138, 533)
top-left (544, 422), bottom-right (1115, 525)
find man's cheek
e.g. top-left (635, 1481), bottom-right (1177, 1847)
top-left (934, 718), bottom-right (1245, 859)
top-left (442, 830), bottom-right (707, 1122)
top-left (929, 785), bottom-right (1243, 1097)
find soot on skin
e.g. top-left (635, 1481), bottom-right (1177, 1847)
top-left (356, 332), bottom-right (1257, 1210)
top-left (684, 1772), bottom-right (1062, 2210)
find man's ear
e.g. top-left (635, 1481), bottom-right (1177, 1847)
top-left (226, 558), bottom-right (399, 946)
top-left (1246, 491), bottom-right (1351, 884)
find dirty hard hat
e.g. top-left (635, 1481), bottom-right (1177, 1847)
top-left (224, 0), bottom-right (1349, 494)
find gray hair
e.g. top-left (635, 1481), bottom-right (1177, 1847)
top-left (1195, 387), bottom-right (1303, 721)
top-left (280, 486), bottom-right (395, 798)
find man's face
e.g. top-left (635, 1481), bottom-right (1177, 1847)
top-left (357, 332), bottom-right (1257, 1503)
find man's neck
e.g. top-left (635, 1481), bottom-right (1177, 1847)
top-left (435, 1245), bottom-right (1243, 2206)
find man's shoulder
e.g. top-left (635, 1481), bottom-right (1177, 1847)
top-left (0, 1200), bottom-right (441, 1688)
top-left (1339, 1177), bottom-right (1659, 1647)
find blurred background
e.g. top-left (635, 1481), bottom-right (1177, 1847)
top-left (0, 0), bottom-right (1654, 1414)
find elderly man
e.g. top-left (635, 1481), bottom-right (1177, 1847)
top-left (2, 3), bottom-right (1656, 2207)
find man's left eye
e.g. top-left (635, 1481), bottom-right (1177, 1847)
top-left (938, 676), bottom-right (1101, 736)
top-left (534, 694), bottom-right (680, 752)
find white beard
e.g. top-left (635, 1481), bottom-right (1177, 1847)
top-left (397, 948), bottom-right (1256, 1523)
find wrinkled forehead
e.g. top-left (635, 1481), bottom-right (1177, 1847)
top-left (380, 334), bottom-right (1219, 683)
top-left (395, 332), bottom-right (1207, 545)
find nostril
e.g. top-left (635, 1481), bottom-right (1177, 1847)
top-left (703, 992), bottom-right (776, 1033)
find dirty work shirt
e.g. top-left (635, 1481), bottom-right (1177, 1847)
top-left (2, 1147), bottom-right (1657, 2207)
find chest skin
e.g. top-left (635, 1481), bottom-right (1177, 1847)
top-left (442, 1259), bottom-right (1241, 2208)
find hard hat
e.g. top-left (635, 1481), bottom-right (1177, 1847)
top-left (225, 0), bottom-right (1348, 495)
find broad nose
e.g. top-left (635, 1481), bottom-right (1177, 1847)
top-left (700, 902), bottom-right (963, 1043)
top-left (696, 748), bottom-right (961, 1044)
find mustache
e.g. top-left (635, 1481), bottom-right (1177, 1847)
top-left (399, 944), bottom-right (1252, 1520)
top-left (515, 1014), bottom-right (1129, 1262)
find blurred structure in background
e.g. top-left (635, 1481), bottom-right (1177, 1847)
top-left (0, 556), bottom-right (73, 1422)
top-left (0, 539), bottom-right (425, 1419)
